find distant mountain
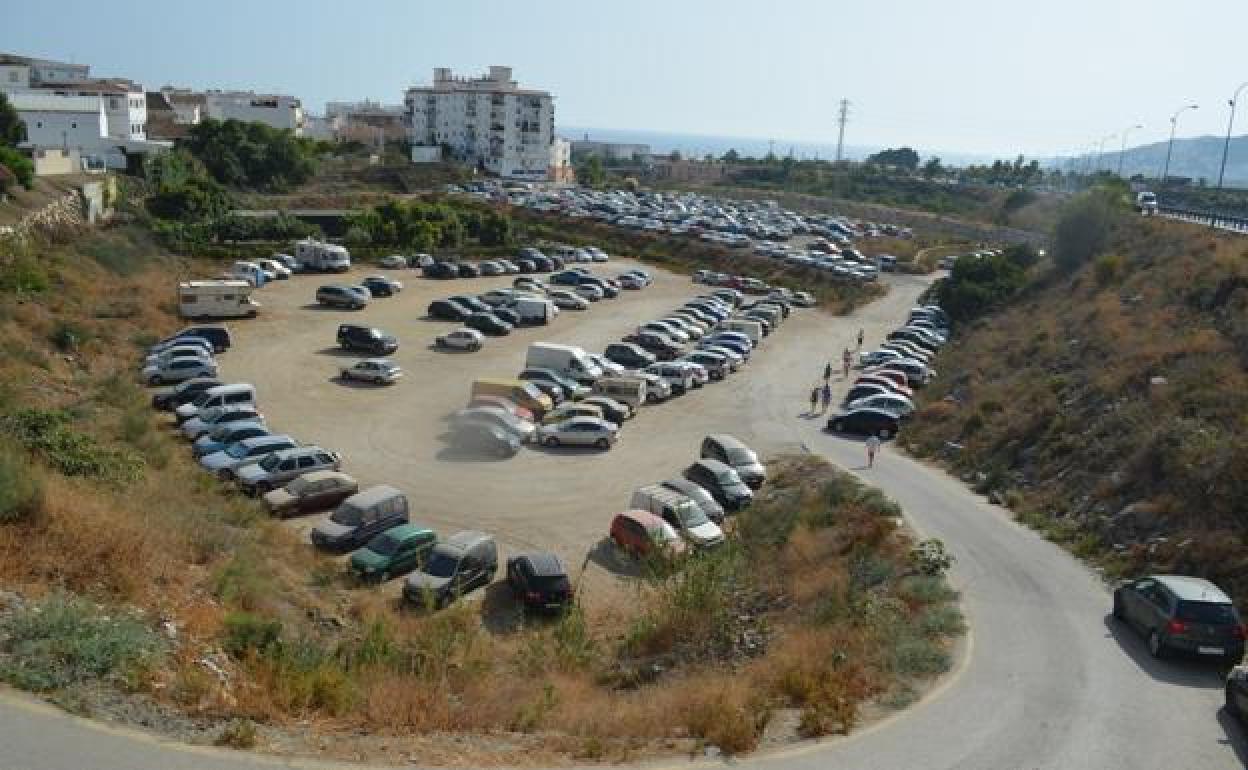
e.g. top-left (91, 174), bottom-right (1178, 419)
top-left (1062, 134), bottom-right (1248, 188)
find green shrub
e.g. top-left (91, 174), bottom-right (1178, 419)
top-left (2, 409), bottom-right (143, 483)
top-left (222, 612), bottom-right (282, 658)
top-left (212, 552), bottom-right (271, 611)
top-left (1094, 253), bottom-right (1126, 286)
top-left (909, 539), bottom-right (955, 576)
top-left (919, 605), bottom-right (966, 637)
top-left (1053, 187), bottom-right (1124, 274)
top-left (889, 633), bottom-right (952, 677)
top-left (0, 441), bottom-right (42, 523)
top-left (0, 593), bottom-right (164, 691)
top-left (49, 320), bottom-right (92, 352)
top-left (0, 253), bottom-right (50, 296)
top-left (215, 719), bottom-right (258, 749)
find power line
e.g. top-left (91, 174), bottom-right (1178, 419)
top-left (835, 99), bottom-right (851, 162)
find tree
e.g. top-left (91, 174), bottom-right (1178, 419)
top-left (721, 148), bottom-right (740, 162)
top-left (177, 118), bottom-right (318, 191)
top-left (0, 93), bottom-right (25, 147)
top-left (921, 157), bottom-right (944, 178)
top-left (866, 147), bottom-right (920, 171)
top-left (1052, 187), bottom-right (1124, 274)
top-left (576, 155), bottom-right (605, 187)
top-left (0, 146), bottom-right (33, 191)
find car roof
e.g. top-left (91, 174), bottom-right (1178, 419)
top-left (517, 551), bottom-right (566, 577)
top-left (693, 457), bottom-right (733, 473)
top-left (345, 484), bottom-right (404, 507)
top-left (616, 509), bottom-right (666, 528)
top-left (382, 523), bottom-right (435, 541)
top-left (1152, 575), bottom-right (1233, 603)
top-left (441, 530), bottom-right (493, 552)
top-left (706, 433), bottom-right (747, 450)
top-left (300, 470), bottom-right (353, 485)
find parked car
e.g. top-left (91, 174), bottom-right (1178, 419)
top-left (456, 262), bottom-right (481, 278)
top-left (236, 446), bottom-right (342, 495)
top-left (622, 331), bottom-right (682, 361)
top-left (700, 434), bottom-right (766, 489)
top-left (451, 421), bottom-right (522, 458)
top-left (143, 357), bottom-right (218, 386)
top-left (151, 325), bottom-right (231, 353)
top-left (181, 405), bottom-right (264, 440)
top-left (464, 312), bottom-right (513, 336)
top-left (520, 368), bottom-right (590, 399)
top-left (466, 395), bottom-right (534, 423)
top-left (683, 459), bottom-right (754, 511)
top-left (582, 395), bottom-right (632, 423)
top-left (350, 524), bottom-right (438, 583)
top-left (263, 470), bottom-right (359, 518)
top-left (1112, 575), bottom-right (1246, 662)
top-left (644, 363), bottom-right (695, 395)
top-left (151, 377), bottom-right (223, 411)
top-left (843, 383), bottom-right (896, 405)
top-left (316, 284), bottom-right (369, 310)
top-left (340, 358), bottom-right (403, 384)
top-left (661, 477), bottom-right (725, 524)
top-left (545, 289), bottom-right (589, 310)
top-left (682, 350), bottom-right (732, 379)
top-left (436, 328), bottom-right (485, 351)
top-left (452, 406), bottom-right (536, 443)
top-left (403, 531), bottom-right (498, 609)
top-left (378, 255), bottom-right (408, 269)
top-left (174, 383), bottom-right (256, 423)
top-left (144, 345), bottom-right (214, 367)
top-left (586, 352), bottom-right (626, 378)
top-left (507, 552), bottom-right (574, 612)
top-left (826, 408), bottom-right (901, 439)
top-left (604, 342), bottom-right (656, 369)
top-left (633, 371), bottom-right (673, 402)
top-left (535, 417), bottom-right (619, 449)
top-left (337, 324), bottom-right (398, 355)
top-left (310, 485), bottom-right (409, 552)
top-left (574, 283), bottom-right (604, 302)
top-left (609, 510), bottom-right (686, 559)
top-left (361, 275), bottom-right (403, 297)
top-left (542, 401), bottom-right (605, 426)
top-left (424, 261), bottom-right (460, 279)
top-left (200, 434), bottom-right (298, 479)
top-left (192, 421), bottom-right (269, 458)
top-left (493, 307), bottom-right (520, 326)
top-left (846, 393), bottom-right (915, 417)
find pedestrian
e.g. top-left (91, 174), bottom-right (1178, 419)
top-left (866, 434), bottom-right (881, 467)
top-left (809, 386), bottom-right (819, 415)
top-left (823, 362), bottom-right (832, 382)
top-left (842, 348), bottom-right (852, 378)
top-left (820, 382), bottom-right (832, 412)
top-left (857, 328), bottom-right (864, 350)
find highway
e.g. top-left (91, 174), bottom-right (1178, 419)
top-left (1, 276), bottom-right (1245, 770)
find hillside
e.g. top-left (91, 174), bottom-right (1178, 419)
top-left (1076, 134), bottom-right (1248, 188)
top-left (906, 215), bottom-right (1248, 598)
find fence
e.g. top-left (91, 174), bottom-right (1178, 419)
top-left (1157, 205), bottom-right (1248, 234)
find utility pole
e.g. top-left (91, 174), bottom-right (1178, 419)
top-left (835, 99), bottom-right (850, 162)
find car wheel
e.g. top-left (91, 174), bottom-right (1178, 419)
top-left (1112, 593), bottom-right (1125, 621)
top-left (544, 436), bottom-right (559, 447)
top-left (1226, 684), bottom-right (1241, 717)
top-left (595, 437), bottom-right (610, 449)
top-left (1148, 629), bottom-right (1168, 659)
top-left (833, 420), bottom-right (845, 432)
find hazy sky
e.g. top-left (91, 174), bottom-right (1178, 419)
top-left (5, 0), bottom-right (1248, 157)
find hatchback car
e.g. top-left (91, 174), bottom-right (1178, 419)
top-left (200, 434), bottom-right (297, 479)
top-left (340, 358), bottom-right (403, 384)
top-left (826, 408), bottom-right (901, 439)
top-left (610, 510), bottom-right (686, 559)
top-left (451, 421), bottom-right (522, 458)
top-left (181, 406), bottom-right (264, 440)
top-left (507, 552), bottom-right (575, 613)
top-left (846, 393), bottom-right (915, 417)
top-left (192, 421), bottom-right (269, 458)
top-left (582, 395), bottom-right (632, 424)
top-left (361, 275), bottom-right (403, 297)
top-left (604, 342), bottom-right (657, 370)
top-left (541, 401), bottom-right (605, 426)
top-left (435, 328), bottom-right (485, 351)
top-left (349, 524), bottom-right (438, 583)
top-left (151, 377), bottom-right (223, 411)
top-left (263, 470), bottom-right (359, 518)
top-left (536, 417), bottom-right (618, 449)
top-left (700, 434), bottom-right (766, 489)
top-left (452, 407), bottom-right (536, 443)
top-left (661, 477), bottom-right (725, 524)
top-left (545, 289), bottom-right (590, 311)
top-left (143, 357), bottom-right (218, 386)
top-left (1112, 575), bottom-right (1245, 662)
top-left (683, 458), bottom-right (753, 511)
top-left (464, 312), bottom-right (513, 336)
top-left (236, 446), bottom-right (342, 495)
top-left (316, 284), bottom-right (369, 310)
top-left (428, 299), bottom-right (472, 321)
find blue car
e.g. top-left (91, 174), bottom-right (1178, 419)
top-left (191, 421), bottom-right (270, 458)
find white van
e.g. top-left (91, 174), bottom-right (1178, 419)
top-left (512, 297), bottom-right (559, 326)
top-left (525, 342), bottom-right (603, 384)
top-left (592, 377), bottom-right (647, 409)
top-left (174, 383), bottom-right (257, 422)
top-left (630, 484), bottom-right (724, 548)
top-left (226, 261), bottom-right (267, 288)
top-left (178, 280), bottom-right (259, 320)
top-left (722, 319), bottom-right (763, 345)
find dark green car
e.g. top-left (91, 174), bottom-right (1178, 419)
top-left (349, 524), bottom-right (437, 583)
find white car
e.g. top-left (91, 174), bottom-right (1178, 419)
top-left (639, 321), bottom-right (690, 344)
top-left (573, 248), bottom-right (594, 263)
top-left (143, 357), bottom-right (218, 386)
top-left (379, 255), bottom-right (408, 269)
top-left (617, 274), bottom-right (645, 290)
top-left (586, 353), bottom-right (625, 377)
top-left (144, 345), bottom-right (215, 367)
top-left (340, 358), bottom-right (403, 384)
top-left (573, 284), bottom-right (604, 302)
top-left (535, 417), bottom-right (619, 449)
top-left (435, 328), bottom-right (485, 351)
top-left (644, 363), bottom-right (696, 395)
top-left (587, 247), bottom-right (610, 262)
top-left (546, 289), bottom-right (589, 310)
top-left (256, 258), bottom-right (292, 280)
top-left (846, 393), bottom-right (915, 417)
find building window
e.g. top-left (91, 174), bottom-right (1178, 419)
top-left (71, 122), bottom-right (77, 129)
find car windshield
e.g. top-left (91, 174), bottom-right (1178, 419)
top-left (225, 442), bottom-right (250, 459)
top-left (717, 469), bottom-right (741, 485)
top-left (368, 534), bottom-right (400, 556)
top-left (258, 453), bottom-right (282, 471)
top-left (728, 448), bottom-right (758, 465)
top-left (1176, 601), bottom-right (1237, 624)
top-left (423, 551), bottom-right (459, 578)
top-left (677, 504), bottom-right (709, 528)
top-left (330, 504), bottom-right (362, 527)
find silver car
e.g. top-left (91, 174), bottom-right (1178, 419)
top-left (235, 446), bottom-right (342, 495)
top-left (181, 405), bottom-right (263, 440)
top-left (199, 434), bottom-right (297, 479)
top-left (546, 289), bottom-right (589, 310)
top-left (143, 357), bottom-right (218, 386)
top-left (535, 417), bottom-right (619, 449)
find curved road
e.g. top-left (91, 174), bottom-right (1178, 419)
top-left (2, 281), bottom-right (1245, 770)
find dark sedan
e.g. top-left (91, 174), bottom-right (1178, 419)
top-left (456, 262), bottom-right (481, 278)
top-left (826, 408), bottom-right (901, 439)
top-left (604, 342), bottom-right (657, 369)
top-left (621, 332), bottom-right (682, 361)
top-left (428, 299), bottom-right (472, 321)
top-left (464, 312), bottom-right (513, 336)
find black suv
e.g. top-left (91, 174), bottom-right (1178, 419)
top-left (604, 342), bottom-right (656, 369)
top-left (424, 262), bottom-right (460, 279)
top-left (507, 552), bottom-right (574, 612)
top-left (1113, 575), bottom-right (1245, 662)
top-left (428, 299), bottom-right (471, 321)
top-left (337, 324), bottom-right (398, 354)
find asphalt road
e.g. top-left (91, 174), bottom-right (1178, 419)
top-left (1, 266), bottom-right (1244, 770)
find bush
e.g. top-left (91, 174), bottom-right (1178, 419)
top-left (1094, 253), bottom-right (1126, 286)
top-left (0, 442), bottom-right (42, 523)
top-left (215, 719), bottom-right (258, 749)
top-left (1053, 188), bottom-right (1123, 274)
top-left (0, 593), bottom-right (165, 691)
top-left (222, 612), bottom-right (283, 659)
top-left (0, 253), bottom-right (50, 296)
top-left (889, 633), bottom-right (952, 677)
top-left (2, 409), bottom-right (144, 483)
top-left (0, 145), bottom-right (33, 190)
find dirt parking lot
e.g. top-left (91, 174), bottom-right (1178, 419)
top-left (217, 259), bottom-right (933, 599)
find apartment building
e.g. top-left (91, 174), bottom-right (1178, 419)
top-left (570, 138), bottom-right (651, 163)
top-left (404, 66), bottom-right (554, 180)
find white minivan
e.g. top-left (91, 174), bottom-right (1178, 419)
top-left (592, 377), bottom-right (647, 409)
top-left (174, 383), bottom-right (257, 423)
top-left (525, 342), bottom-right (602, 384)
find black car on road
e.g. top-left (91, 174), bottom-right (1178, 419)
top-left (1113, 575), bottom-right (1245, 662)
top-left (826, 408), bottom-right (900, 439)
top-left (337, 324), bottom-right (398, 355)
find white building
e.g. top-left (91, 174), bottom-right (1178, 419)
top-left (569, 138), bottom-right (651, 162)
top-left (201, 90), bottom-right (304, 135)
top-left (6, 92), bottom-right (107, 152)
top-left (404, 66), bottom-right (554, 180)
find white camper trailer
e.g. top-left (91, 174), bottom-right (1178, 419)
top-left (178, 280), bottom-right (259, 320)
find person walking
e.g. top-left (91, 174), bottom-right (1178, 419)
top-left (842, 348), bottom-right (852, 378)
top-left (809, 386), bottom-right (819, 415)
top-left (820, 382), bottom-right (832, 412)
top-left (823, 362), bottom-right (832, 382)
top-left (866, 434), bottom-right (881, 467)
top-left (857, 328), bottom-right (865, 350)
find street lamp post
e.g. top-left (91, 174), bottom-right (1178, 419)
top-left (1094, 133), bottom-right (1115, 173)
top-left (1118, 124), bottom-right (1143, 178)
top-left (1161, 103), bottom-right (1199, 184)
top-left (1217, 82), bottom-right (1248, 189)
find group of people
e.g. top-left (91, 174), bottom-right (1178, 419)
top-left (807, 327), bottom-right (881, 467)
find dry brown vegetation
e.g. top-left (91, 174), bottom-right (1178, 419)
top-left (0, 225), bottom-right (961, 763)
top-left (906, 216), bottom-right (1248, 600)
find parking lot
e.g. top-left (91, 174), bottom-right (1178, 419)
top-left (219, 258), bottom-right (934, 598)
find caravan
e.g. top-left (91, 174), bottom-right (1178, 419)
top-left (295, 239), bottom-right (351, 273)
top-left (178, 281), bottom-right (260, 320)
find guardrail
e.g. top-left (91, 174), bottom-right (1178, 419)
top-left (1156, 205), bottom-right (1248, 234)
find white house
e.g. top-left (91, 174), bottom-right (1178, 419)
top-left (201, 90), bottom-right (304, 135)
top-left (404, 66), bottom-right (555, 180)
top-left (7, 92), bottom-right (107, 150)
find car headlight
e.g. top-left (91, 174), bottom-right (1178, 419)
top-left (1231, 665), bottom-right (1248, 682)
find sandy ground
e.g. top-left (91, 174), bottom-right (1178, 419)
top-left (213, 259), bottom-right (933, 601)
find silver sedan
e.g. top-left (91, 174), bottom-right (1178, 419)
top-left (535, 417), bottom-right (619, 449)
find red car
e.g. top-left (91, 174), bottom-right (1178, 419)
top-left (609, 510), bottom-right (687, 558)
